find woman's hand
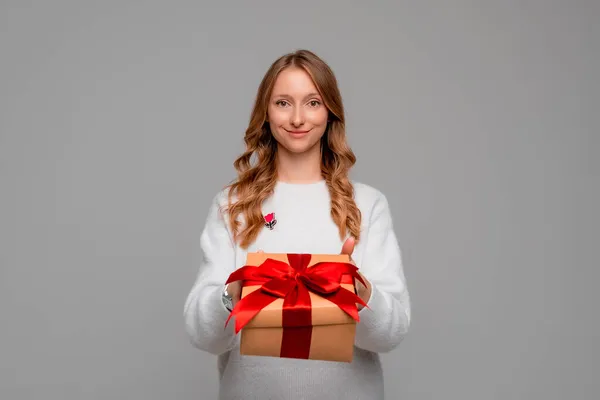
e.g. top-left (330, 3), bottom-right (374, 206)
top-left (340, 237), bottom-right (372, 308)
top-left (227, 280), bottom-right (242, 308)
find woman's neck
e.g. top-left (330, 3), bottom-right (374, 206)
top-left (276, 145), bottom-right (323, 184)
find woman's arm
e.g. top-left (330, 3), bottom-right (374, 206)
top-left (354, 192), bottom-right (411, 353)
top-left (183, 192), bottom-right (237, 355)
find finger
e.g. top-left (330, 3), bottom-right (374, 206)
top-left (229, 282), bottom-right (241, 294)
top-left (340, 237), bottom-right (355, 256)
top-left (229, 283), bottom-right (242, 303)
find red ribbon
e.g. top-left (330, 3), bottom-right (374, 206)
top-left (225, 254), bottom-right (367, 359)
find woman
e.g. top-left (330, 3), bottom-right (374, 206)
top-left (184, 49), bottom-right (411, 400)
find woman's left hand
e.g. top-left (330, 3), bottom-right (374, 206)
top-left (341, 237), bottom-right (372, 308)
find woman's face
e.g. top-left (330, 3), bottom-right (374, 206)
top-left (267, 67), bottom-right (329, 155)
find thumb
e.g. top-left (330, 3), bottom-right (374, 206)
top-left (340, 237), bottom-right (355, 256)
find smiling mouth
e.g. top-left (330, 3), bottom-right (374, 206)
top-left (285, 128), bottom-right (311, 134)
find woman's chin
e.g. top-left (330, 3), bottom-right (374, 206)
top-left (278, 140), bottom-right (321, 155)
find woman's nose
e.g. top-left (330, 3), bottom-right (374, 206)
top-left (290, 107), bottom-right (305, 127)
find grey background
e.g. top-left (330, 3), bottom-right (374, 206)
top-left (1, 1), bottom-right (598, 399)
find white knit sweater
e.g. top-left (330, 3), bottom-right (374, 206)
top-left (184, 180), bottom-right (411, 400)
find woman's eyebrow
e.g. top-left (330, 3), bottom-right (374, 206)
top-left (272, 92), bottom-right (322, 100)
top-left (303, 92), bottom-right (321, 99)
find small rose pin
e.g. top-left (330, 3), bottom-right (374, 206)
top-left (263, 212), bottom-right (277, 230)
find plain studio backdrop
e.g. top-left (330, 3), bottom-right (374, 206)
top-left (1, 1), bottom-right (598, 399)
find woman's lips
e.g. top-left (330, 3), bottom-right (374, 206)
top-left (285, 128), bottom-right (311, 137)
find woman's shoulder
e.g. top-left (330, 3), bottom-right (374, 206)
top-left (351, 180), bottom-right (388, 205)
top-left (351, 181), bottom-right (396, 229)
top-left (206, 184), bottom-right (236, 215)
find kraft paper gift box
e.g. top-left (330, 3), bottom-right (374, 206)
top-left (225, 252), bottom-right (367, 363)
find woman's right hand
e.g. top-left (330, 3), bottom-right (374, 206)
top-left (227, 280), bottom-right (242, 307)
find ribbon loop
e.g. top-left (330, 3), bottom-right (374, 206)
top-left (261, 277), bottom-right (297, 298)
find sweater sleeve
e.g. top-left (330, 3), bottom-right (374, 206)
top-left (183, 192), bottom-right (237, 355)
top-left (354, 192), bottom-right (411, 353)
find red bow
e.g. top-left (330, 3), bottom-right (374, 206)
top-left (225, 254), bottom-right (367, 335)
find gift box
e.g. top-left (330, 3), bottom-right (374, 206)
top-left (225, 252), bottom-right (367, 363)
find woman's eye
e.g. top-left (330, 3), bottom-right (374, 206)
top-left (308, 100), bottom-right (321, 107)
top-left (276, 100), bottom-right (289, 107)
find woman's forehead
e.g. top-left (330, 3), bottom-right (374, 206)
top-left (271, 68), bottom-right (319, 98)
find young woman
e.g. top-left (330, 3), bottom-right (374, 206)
top-left (184, 49), bottom-right (411, 400)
